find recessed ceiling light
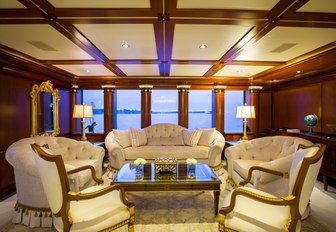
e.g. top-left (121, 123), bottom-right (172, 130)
top-left (122, 43), bottom-right (130, 48)
top-left (199, 44), bottom-right (207, 49)
top-left (86, 69), bottom-right (91, 73)
top-left (297, 70), bottom-right (301, 74)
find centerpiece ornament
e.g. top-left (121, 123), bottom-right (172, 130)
top-left (134, 158), bottom-right (146, 166)
top-left (134, 158), bottom-right (146, 180)
top-left (186, 158), bottom-right (197, 178)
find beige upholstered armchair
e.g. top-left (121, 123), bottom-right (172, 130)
top-left (31, 143), bottom-right (134, 232)
top-left (219, 143), bottom-right (326, 232)
top-left (5, 136), bottom-right (105, 228)
top-left (225, 136), bottom-right (313, 196)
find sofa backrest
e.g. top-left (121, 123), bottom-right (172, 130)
top-left (235, 136), bottom-right (313, 161)
top-left (144, 123), bottom-right (185, 146)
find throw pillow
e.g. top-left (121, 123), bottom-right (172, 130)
top-left (113, 129), bottom-right (131, 148)
top-left (182, 129), bottom-right (202, 147)
top-left (198, 128), bottom-right (216, 146)
top-left (129, 128), bottom-right (147, 147)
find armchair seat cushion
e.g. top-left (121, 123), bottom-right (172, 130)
top-left (124, 145), bottom-right (209, 160)
top-left (58, 185), bottom-right (130, 232)
top-left (222, 187), bottom-right (290, 232)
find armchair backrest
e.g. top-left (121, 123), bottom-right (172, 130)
top-left (31, 143), bottom-right (71, 231)
top-left (288, 143), bottom-right (326, 228)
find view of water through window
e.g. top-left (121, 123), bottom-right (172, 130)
top-left (115, 90), bottom-right (141, 129)
top-left (189, 90), bottom-right (213, 129)
top-left (225, 91), bottom-right (244, 132)
top-left (83, 89), bottom-right (244, 132)
top-left (83, 90), bottom-right (104, 133)
top-left (151, 90), bottom-right (178, 124)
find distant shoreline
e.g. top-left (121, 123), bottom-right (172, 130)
top-left (93, 109), bottom-right (212, 114)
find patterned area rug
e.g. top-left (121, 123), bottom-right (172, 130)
top-left (128, 191), bottom-right (217, 225)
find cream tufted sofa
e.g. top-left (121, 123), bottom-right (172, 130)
top-left (105, 123), bottom-right (225, 173)
top-left (225, 135), bottom-right (313, 196)
top-left (5, 136), bottom-right (105, 228)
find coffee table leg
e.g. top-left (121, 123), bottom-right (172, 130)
top-left (214, 190), bottom-right (220, 215)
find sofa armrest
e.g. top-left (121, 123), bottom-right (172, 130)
top-left (207, 131), bottom-right (225, 167)
top-left (105, 131), bottom-right (125, 170)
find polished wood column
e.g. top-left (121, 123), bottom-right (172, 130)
top-left (249, 86), bottom-right (262, 136)
top-left (213, 86), bottom-right (226, 134)
top-left (178, 85), bottom-right (190, 128)
top-left (70, 86), bottom-right (78, 134)
top-left (140, 85), bottom-right (152, 128)
top-left (102, 85), bottom-right (115, 135)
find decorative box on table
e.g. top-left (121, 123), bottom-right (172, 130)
top-left (155, 157), bottom-right (177, 174)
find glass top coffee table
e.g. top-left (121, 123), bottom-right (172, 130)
top-left (112, 162), bottom-right (222, 215)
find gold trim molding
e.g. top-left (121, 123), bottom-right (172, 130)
top-left (30, 80), bottom-right (60, 137)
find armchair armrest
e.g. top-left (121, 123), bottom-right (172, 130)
top-left (220, 187), bottom-right (296, 215)
top-left (67, 184), bottom-right (134, 208)
top-left (67, 165), bottom-right (104, 185)
top-left (239, 166), bottom-right (288, 186)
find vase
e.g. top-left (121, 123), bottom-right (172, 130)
top-left (135, 164), bottom-right (144, 180)
top-left (187, 164), bottom-right (196, 178)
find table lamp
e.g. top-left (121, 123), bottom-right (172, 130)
top-left (73, 104), bottom-right (93, 141)
top-left (236, 103), bottom-right (255, 142)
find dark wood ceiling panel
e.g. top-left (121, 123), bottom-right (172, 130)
top-left (0, 0), bottom-right (335, 88)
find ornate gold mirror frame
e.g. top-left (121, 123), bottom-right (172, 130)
top-left (30, 80), bottom-right (60, 136)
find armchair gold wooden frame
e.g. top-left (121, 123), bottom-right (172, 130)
top-left (31, 143), bottom-right (135, 232)
top-left (219, 143), bottom-right (326, 232)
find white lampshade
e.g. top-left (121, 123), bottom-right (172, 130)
top-left (236, 105), bottom-right (256, 119)
top-left (73, 105), bottom-right (93, 118)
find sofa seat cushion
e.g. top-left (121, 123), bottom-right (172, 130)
top-left (124, 145), bottom-right (210, 160)
top-left (66, 160), bottom-right (98, 188)
top-left (233, 159), bottom-right (264, 181)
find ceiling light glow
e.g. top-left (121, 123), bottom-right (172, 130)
top-left (122, 43), bottom-right (130, 48)
top-left (199, 44), bottom-right (207, 49)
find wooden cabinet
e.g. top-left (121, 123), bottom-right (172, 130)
top-left (281, 131), bottom-right (336, 191)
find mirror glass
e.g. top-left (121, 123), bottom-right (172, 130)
top-left (30, 80), bottom-right (60, 136)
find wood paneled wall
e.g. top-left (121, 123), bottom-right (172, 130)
top-left (273, 76), bottom-right (336, 134)
top-left (0, 69), bottom-right (71, 198)
top-left (259, 91), bottom-right (273, 133)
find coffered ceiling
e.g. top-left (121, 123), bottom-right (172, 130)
top-left (0, 0), bottom-right (336, 88)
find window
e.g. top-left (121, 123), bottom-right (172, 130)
top-left (188, 90), bottom-right (213, 129)
top-left (151, 90), bottom-right (178, 125)
top-left (224, 91), bottom-right (244, 132)
top-left (115, 90), bottom-right (141, 129)
top-left (83, 90), bottom-right (104, 133)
